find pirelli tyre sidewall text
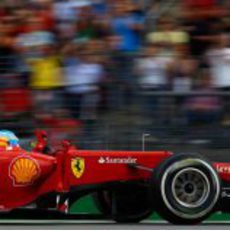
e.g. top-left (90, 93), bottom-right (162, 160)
top-left (151, 153), bottom-right (221, 225)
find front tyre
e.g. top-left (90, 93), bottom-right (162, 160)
top-left (152, 153), bottom-right (220, 225)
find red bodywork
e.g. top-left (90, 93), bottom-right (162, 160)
top-left (0, 138), bottom-right (229, 211)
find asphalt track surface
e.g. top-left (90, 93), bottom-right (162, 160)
top-left (0, 223), bottom-right (230, 230)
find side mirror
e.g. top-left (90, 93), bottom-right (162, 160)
top-left (35, 129), bottom-right (48, 140)
top-left (62, 140), bottom-right (72, 150)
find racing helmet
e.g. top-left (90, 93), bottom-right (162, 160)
top-left (0, 130), bottom-right (19, 147)
top-left (0, 136), bottom-right (8, 148)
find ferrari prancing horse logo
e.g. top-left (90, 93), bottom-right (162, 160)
top-left (71, 157), bottom-right (85, 179)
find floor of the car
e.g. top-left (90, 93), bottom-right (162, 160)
top-left (0, 209), bottom-right (108, 220)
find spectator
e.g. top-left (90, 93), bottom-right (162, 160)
top-left (109, 0), bottom-right (144, 108)
top-left (28, 43), bottom-right (64, 118)
top-left (53, 0), bottom-right (91, 22)
top-left (136, 43), bottom-right (173, 124)
top-left (74, 4), bottom-right (102, 42)
top-left (0, 7), bottom-right (5, 19)
top-left (185, 70), bottom-right (222, 125)
top-left (53, 0), bottom-right (92, 41)
top-left (0, 16), bottom-right (17, 77)
top-left (110, 1), bottom-right (144, 52)
top-left (171, 46), bottom-right (196, 93)
top-left (32, 0), bottom-right (55, 32)
top-left (181, 0), bottom-right (225, 57)
top-left (206, 33), bottom-right (230, 124)
top-left (62, 41), bottom-right (82, 117)
top-left (0, 14), bottom-right (32, 123)
top-left (0, 15), bottom-right (19, 89)
top-left (15, 15), bottom-right (55, 59)
top-left (91, 0), bottom-right (109, 16)
top-left (146, 17), bottom-right (190, 56)
top-left (169, 45), bottom-right (198, 125)
top-left (64, 39), bottom-right (104, 122)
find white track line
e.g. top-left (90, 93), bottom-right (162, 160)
top-left (0, 220), bottom-right (229, 224)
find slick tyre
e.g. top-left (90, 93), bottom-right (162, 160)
top-left (93, 184), bottom-right (153, 223)
top-left (151, 153), bottom-right (220, 225)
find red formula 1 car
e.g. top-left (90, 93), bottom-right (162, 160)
top-left (0, 130), bottom-right (230, 225)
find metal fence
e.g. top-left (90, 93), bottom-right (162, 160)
top-left (0, 85), bottom-right (229, 151)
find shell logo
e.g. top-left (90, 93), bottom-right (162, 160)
top-left (9, 156), bottom-right (40, 186)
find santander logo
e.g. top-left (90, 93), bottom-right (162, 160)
top-left (98, 156), bottom-right (137, 164)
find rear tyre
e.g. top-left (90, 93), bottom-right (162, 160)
top-left (151, 153), bottom-right (220, 225)
top-left (93, 184), bottom-right (153, 223)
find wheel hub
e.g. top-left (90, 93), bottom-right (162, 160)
top-left (184, 183), bottom-right (195, 194)
top-left (172, 168), bottom-right (210, 208)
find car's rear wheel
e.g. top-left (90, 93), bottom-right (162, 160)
top-left (151, 153), bottom-right (221, 225)
top-left (93, 183), bottom-right (153, 223)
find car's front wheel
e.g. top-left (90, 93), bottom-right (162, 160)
top-left (151, 153), bottom-right (221, 225)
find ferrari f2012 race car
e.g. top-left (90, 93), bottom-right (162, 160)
top-left (0, 130), bottom-right (230, 225)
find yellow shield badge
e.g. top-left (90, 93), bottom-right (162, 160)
top-left (71, 157), bottom-right (85, 179)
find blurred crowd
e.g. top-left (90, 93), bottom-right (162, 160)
top-left (0, 0), bottom-right (229, 140)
